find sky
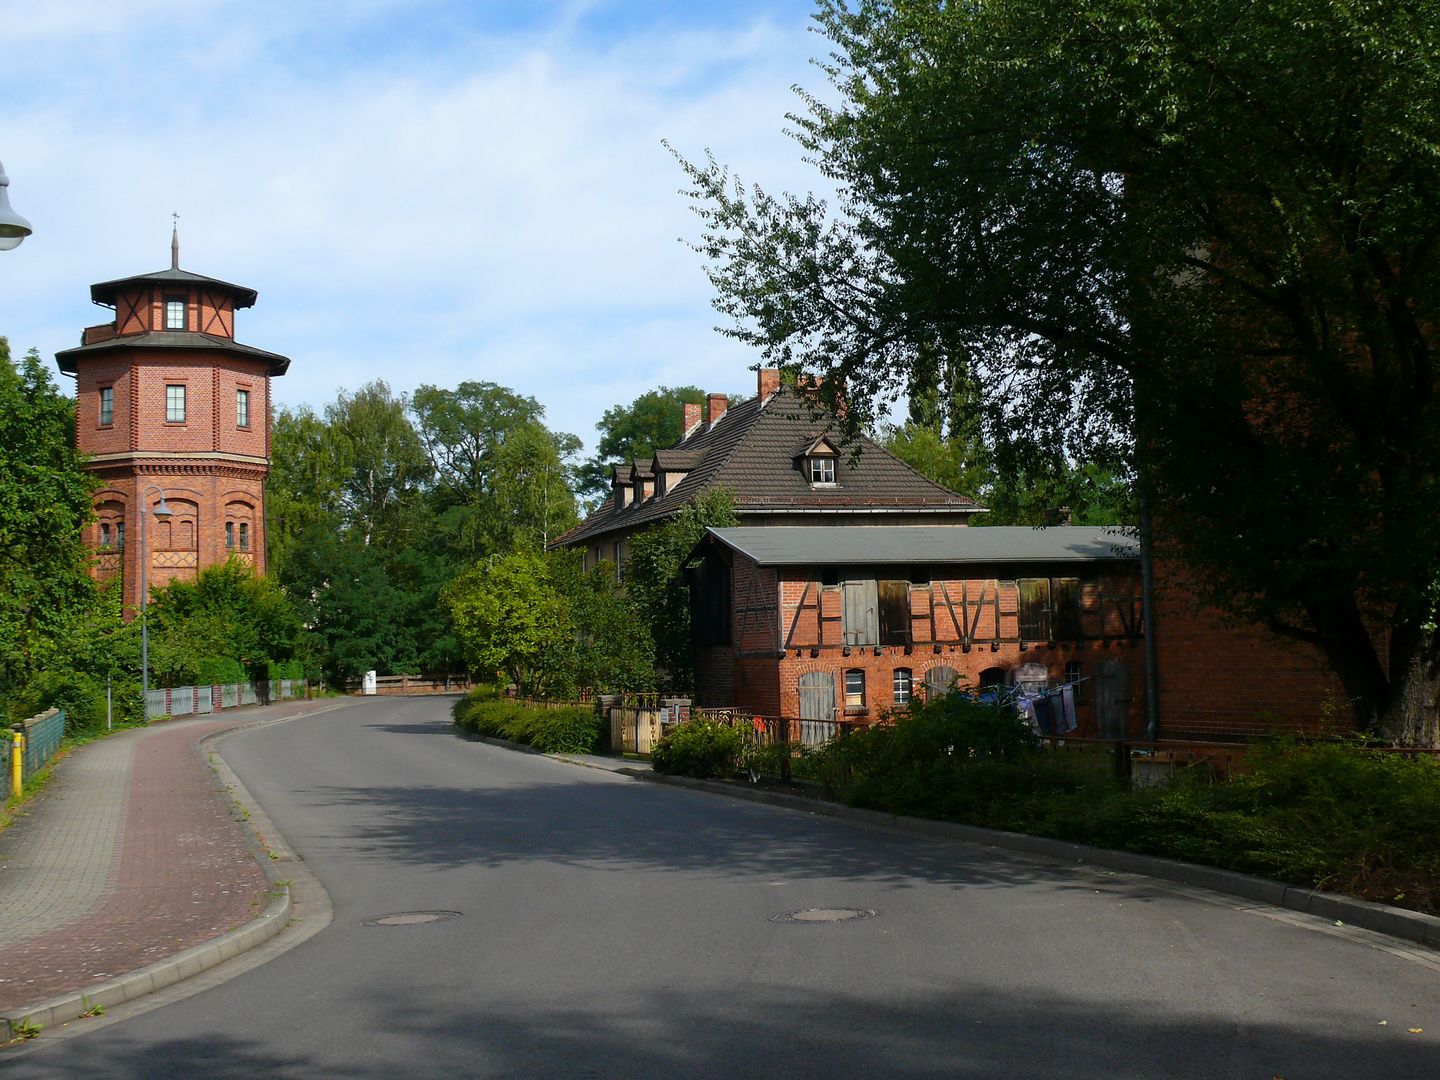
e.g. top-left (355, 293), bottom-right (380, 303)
top-left (0, 0), bottom-right (832, 454)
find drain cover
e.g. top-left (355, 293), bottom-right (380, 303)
top-left (363, 910), bottom-right (462, 926)
top-left (771, 908), bottom-right (877, 923)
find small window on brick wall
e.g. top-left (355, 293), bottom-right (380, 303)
top-left (99, 386), bottom-right (114, 426)
top-left (237, 389), bottom-right (250, 429)
top-left (893, 668), bottom-right (912, 705)
top-left (844, 669), bottom-right (866, 708)
top-left (225, 522), bottom-right (234, 550)
top-left (239, 523), bottom-right (249, 551)
top-left (165, 297), bottom-right (186, 330)
top-left (166, 384), bottom-right (186, 423)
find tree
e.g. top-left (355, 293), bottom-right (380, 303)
top-left (267, 404), bottom-right (349, 579)
top-left (575, 386), bottom-right (708, 503)
top-left (624, 488), bottom-right (738, 690)
top-left (412, 381), bottom-right (580, 555)
top-left (679, 0), bottom-right (1440, 741)
top-left (444, 549), bottom-right (654, 697)
top-left (146, 560), bottom-right (309, 687)
top-left (327, 381), bottom-right (431, 549)
top-left (0, 341), bottom-right (100, 719)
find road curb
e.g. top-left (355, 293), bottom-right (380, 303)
top-left (0, 700), bottom-right (349, 1044)
top-left (615, 767), bottom-right (1440, 951)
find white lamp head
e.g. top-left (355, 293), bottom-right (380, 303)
top-left (0, 161), bottom-right (33, 252)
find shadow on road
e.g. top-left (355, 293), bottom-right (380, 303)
top-left (290, 767), bottom-right (1166, 902)
top-left (9, 980), bottom-right (1431, 1079)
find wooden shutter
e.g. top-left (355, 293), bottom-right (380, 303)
top-left (842, 580), bottom-right (879, 645)
top-left (878, 580), bottom-right (911, 645)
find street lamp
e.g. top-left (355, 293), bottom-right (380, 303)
top-left (138, 486), bottom-right (173, 694)
top-left (0, 161), bottom-right (32, 251)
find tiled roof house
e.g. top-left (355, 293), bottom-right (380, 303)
top-left (552, 369), bottom-right (984, 573)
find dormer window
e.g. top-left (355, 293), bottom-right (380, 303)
top-left (800, 434), bottom-right (840, 487)
top-left (164, 297), bottom-right (186, 331)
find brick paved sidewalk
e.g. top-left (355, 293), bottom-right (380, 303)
top-left (0, 698), bottom-right (340, 1013)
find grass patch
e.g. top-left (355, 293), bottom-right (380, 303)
top-left (451, 689), bottom-right (603, 755)
top-left (805, 693), bottom-right (1440, 914)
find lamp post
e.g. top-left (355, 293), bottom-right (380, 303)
top-left (0, 160), bottom-right (32, 251)
top-left (138, 486), bottom-right (173, 694)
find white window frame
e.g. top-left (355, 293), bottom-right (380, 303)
top-left (165, 384), bottom-right (186, 423)
top-left (893, 668), bottom-right (913, 705)
top-left (809, 456), bottom-right (836, 485)
top-left (844, 669), bottom-right (866, 708)
top-left (236, 388), bottom-right (250, 429)
top-left (164, 298), bottom-right (186, 331)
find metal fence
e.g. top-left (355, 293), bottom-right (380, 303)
top-left (0, 708), bottom-right (67, 785)
top-left (144, 680), bottom-right (308, 721)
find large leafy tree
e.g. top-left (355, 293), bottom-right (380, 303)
top-left (327, 381), bottom-right (432, 550)
top-left (681, 0), bottom-right (1440, 742)
top-left (0, 342), bottom-right (100, 717)
top-left (412, 381), bottom-right (579, 555)
top-left (444, 549), bottom-right (652, 697)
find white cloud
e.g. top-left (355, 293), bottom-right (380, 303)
top-left (0, 1), bottom-right (834, 448)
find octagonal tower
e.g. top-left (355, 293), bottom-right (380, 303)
top-left (55, 232), bottom-right (290, 612)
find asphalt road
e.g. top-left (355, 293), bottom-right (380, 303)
top-left (4, 696), bottom-right (1438, 1078)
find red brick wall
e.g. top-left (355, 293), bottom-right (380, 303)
top-left (695, 645), bottom-right (734, 707)
top-left (718, 556), bottom-right (1366, 738)
top-left (74, 345), bottom-right (271, 613)
top-left (1152, 574), bottom-right (1360, 737)
top-left (75, 359), bottom-right (133, 457)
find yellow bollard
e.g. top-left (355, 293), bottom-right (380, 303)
top-left (10, 728), bottom-right (23, 799)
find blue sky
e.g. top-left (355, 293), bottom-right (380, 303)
top-left (0, 0), bottom-right (830, 450)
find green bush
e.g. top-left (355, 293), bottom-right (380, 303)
top-left (451, 690), bottom-right (602, 755)
top-left (651, 718), bottom-right (744, 779)
top-left (195, 657), bottom-right (247, 685)
top-left (809, 696), bottom-right (1440, 913)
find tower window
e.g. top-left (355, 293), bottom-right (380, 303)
top-left (166, 385), bottom-right (186, 423)
top-left (237, 389), bottom-right (250, 428)
top-left (225, 522), bottom-right (234, 550)
top-left (100, 523), bottom-right (111, 548)
top-left (238, 522), bottom-right (249, 550)
top-left (165, 297), bottom-right (186, 330)
top-left (99, 386), bottom-right (114, 426)
top-left (809, 456), bottom-right (836, 485)
top-left (116, 522), bottom-right (125, 550)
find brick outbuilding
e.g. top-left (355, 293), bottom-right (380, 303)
top-left (689, 525), bottom-right (1354, 740)
top-left (55, 232), bottom-right (289, 612)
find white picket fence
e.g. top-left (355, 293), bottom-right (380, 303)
top-left (144, 679), bottom-right (308, 721)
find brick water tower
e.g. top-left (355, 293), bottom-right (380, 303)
top-left (55, 230), bottom-right (290, 611)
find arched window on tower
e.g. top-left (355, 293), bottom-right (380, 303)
top-left (238, 522), bottom-right (249, 551)
top-left (225, 522), bottom-right (234, 550)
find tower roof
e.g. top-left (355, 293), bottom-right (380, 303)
top-left (89, 267), bottom-right (258, 309)
top-left (55, 331), bottom-right (290, 376)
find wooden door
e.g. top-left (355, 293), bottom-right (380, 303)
top-left (1094, 659), bottom-right (1128, 740)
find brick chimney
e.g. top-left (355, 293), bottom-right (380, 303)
top-left (707, 393), bottom-right (728, 424)
top-left (757, 368), bottom-right (781, 400)
top-left (682, 401), bottom-right (702, 438)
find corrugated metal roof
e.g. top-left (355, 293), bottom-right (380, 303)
top-left (705, 525), bottom-right (1138, 565)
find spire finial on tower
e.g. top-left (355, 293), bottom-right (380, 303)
top-left (170, 213), bottom-right (180, 270)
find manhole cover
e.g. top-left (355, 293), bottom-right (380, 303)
top-left (771, 908), bottom-right (877, 923)
top-left (363, 910), bottom-right (462, 926)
